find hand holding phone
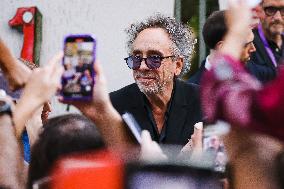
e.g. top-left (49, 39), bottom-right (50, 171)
top-left (61, 34), bottom-right (96, 100)
top-left (140, 130), bottom-right (168, 161)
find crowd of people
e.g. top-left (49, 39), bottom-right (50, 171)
top-left (0, 0), bottom-right (284, 188)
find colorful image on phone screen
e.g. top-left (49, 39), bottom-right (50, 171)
top-left (62, 35), bottom-right (95, 100)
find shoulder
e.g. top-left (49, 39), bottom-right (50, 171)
top-left (187, 70), bottom-right (203, 85)
top-left (174, 79), bottom-right (202, 124)
top-left (109, 83), bottom-right (141, 109)
top-left (176, 79), bottom-right (200, 99)
top-left (186, 60), bottom-right (206, 85)
top-left (177, 78), bottom-right (199, 89)
top-left (110, 83), bottom-right (139, 99)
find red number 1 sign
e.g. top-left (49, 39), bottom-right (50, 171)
top-left (9, 7), bottom-right (42, 66)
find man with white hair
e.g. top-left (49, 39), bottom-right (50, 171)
top-left (110, 14), bottom-right (202, 145)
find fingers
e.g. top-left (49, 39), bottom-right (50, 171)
top-left (193, 122), bottom-right (203, 140)
top-left (93, 60), bottom-right (101, 77)
top-left (44, 53), bottom-right (64, 93)
top-left (141, 130), bottom-right (163, 154)
top-left (140, 130), bottom-right (167, 161)
top-left (50, 52), bottom-right (64, 77)
top-left (192, 122), bottom-right (203, 153)
top-left (52, 64), bottom-right (64, 85)
top-left (93, 60), bottom-right (107, 85)
top-left (227, 0), bottom-right (237, 7)
top-left (141, 130), bottom-right (152, 147)
top-left (46, 51), bottom-right (63, 69)
top-left (180, 139), bottom-right (193, 153)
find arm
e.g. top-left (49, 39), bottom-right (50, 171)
top-left (13, 53), bottom-right (63, 139)
top-left (219, 0), bottom-right (252, 60)
top-left (25, 106), bottom-right (44, 146)
top-left (0, 38), bottom-right (31, 90)
top-left (63, 62), bottom-right (135, 150)
top-left (0, 113), bottom-right (24, 189)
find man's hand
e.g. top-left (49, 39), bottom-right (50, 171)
top-left (180, 122), bottom-right (203, 156)
top-left (140, 130), bottom-right (167, 161)
top-left (221, 0), bottom-right (253, 60)
top-left (21, 53), bottom-right (63, 104)
top-left (61, 61), bottom-right (111, 118)
top-left (61, 61), bottom-right (135, 149)
top-left (13, 53), bottom-right (63, 138)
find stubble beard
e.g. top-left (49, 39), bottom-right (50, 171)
top-left (264, 20), bottom-right (284, 37)
top-left (134, 71), bottom-right (172, 95)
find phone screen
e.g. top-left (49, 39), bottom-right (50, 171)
top-left (126, 164), bottom-right (223, 189)
top-left (122, 112), bottom-right (142, 144)
top-left (203, 121), bottom-right (230, 173)
top-left (62, 35), bottom-right (95, 100)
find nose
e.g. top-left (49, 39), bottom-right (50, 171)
top-left (273, 10), bottom-right (282, 20)
top-left (249, 43), bottom-right (256, 53)
top-left (138, 58), bottom-right (149, 70)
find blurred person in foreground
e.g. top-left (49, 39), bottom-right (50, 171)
top-left (0, 92), bottom-right (24, 189)
top-left (0, 38), bottom-right (52, 163)
top-left (201, 0), bottom-right (284, 189)
top-left (0, 52), bottom-right (63, 189)
top-left (27, 114), bottom-right (106, 189)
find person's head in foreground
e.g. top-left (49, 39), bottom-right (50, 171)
top-left (27, 114), bottom-right (105, 189)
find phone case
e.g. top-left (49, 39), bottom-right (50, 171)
top-left (61, 34), bottom-right (96, 101)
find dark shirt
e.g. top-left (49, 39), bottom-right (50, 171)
top-left (110, 78), bottom-right (202, 145)
top-left (267, 38), bottom-right (284, 64)
top-left (143, 84), bottom-right (174, 143)
top-left (187, 59), bottom-right (206, 85)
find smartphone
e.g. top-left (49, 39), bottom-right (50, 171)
top-left (125, 162), bottom-right (223, 189)
top-left (219, 0), bottom-right (261, 10)
top-left (203, 121), bottom-right (230, 172)
top-left (61, 34), bottom-right (96, 100)
top-left (122, 112), bottom-right (142, 144)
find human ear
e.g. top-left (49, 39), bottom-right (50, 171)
top-left (174, 57), bottom-right (184, 76)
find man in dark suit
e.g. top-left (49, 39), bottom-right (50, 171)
top-left (188, 11), bottom-right (256, 85)
top-left (248, 0), bottom-right (284, 83)
top-left (188, 11), bottom-right (228, 85)
top-left (110, 14), bottom-right (202, 145)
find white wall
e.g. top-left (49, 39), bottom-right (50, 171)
top-left (1, 0), bottom-right (174, 115)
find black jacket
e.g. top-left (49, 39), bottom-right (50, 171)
top-left (110, 79), bottom-right (202, 145)
top-left (187, 60), bottom-right (207, 85)
top-left (247, 29), bottom-right (277, 83)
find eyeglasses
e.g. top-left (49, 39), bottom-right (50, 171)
top-left (124, 55), bottom-right (174, 70)
top-left (263, 6), bottom-right (284, 16)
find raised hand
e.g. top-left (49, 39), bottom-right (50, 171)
top-left (13, 53), bottom-right (63, 138)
